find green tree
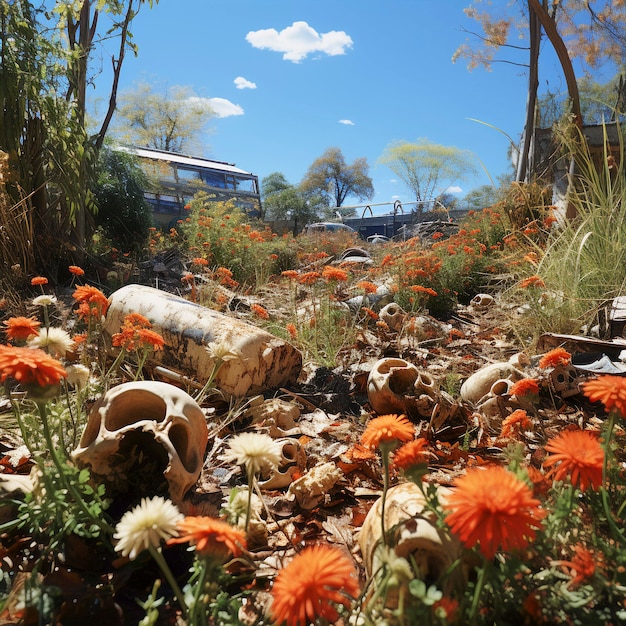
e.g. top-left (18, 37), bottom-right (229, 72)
top-left (379, 140), bottom-right (478, 216)
top-left (0, 0), bottom-right (156, 280)
top-left (299, 147), bottom-right (374, 212)
top-left (112, 83), bottom-right (215, 154)
top-left (93, 146), bottom-right (153, 253)
top-left (261, 172), bottom-right (321, 235)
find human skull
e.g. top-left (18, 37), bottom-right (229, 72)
top-left (379, 303), bottom-right (406, 332)
top-left (367, 358), bottom-right (437, 419)
top-left (358, 482), bottom-right (464, 602)
top-left (257, 438), bottom-right (306, 490)
top-left (470, 293), bottom-right (495, 310)
top-left (460, 354), bottom-right (529, 405)
top-left (72, 381), bottom-right (209, 504)
top-left (549, 364), bottom-right (582, 398)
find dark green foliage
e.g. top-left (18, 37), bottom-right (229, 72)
top-left (93, 147), bottom-right (153, 253)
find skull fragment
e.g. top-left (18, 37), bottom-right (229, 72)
top-left (72, 381), bottom-right (209, 504)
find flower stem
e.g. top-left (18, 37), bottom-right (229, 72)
top-left (380, 447), bottom-right (391, 547)
top-left (601, 411), bottom-right (626, 546)
top-left (148, 544), bottom-right (189, 620)
top-left (37, 402), bottom-right (112, 535)
top-left (244, 466), bottom-right (255, 533)
top-left (469, 557), bottom-right (488, 624)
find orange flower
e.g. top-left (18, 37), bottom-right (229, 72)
top-left (297, 271), bottom-right (321, 285)
top-left (362, 307), bottom-right (378, 320)
top-left (281, 270), bottom-right (299, 280)
top-left (392, 438), bottom-right (430, 471)
top-left (409, 285), bottom-right (438, 297)
top-left (443, 465), bottom-right (545, 559)
top-left (357, 281), bottom-right (377, 294)
top-left (500, 409), bottom-right (532, 439)
top-left (270, 545), bottom-right (359, 626)
top-left (68, 265), bottom-right (85, 276)
top-left (136, 328), bottom-right (165, 350)
top-left (539, 347), bottom-right (571, 369)
top-left (554, 544), bottom-right (597, 589)
top-left (286, 323), bottom-right (297, 339)
top-left (122, 313), bottom-right (152, 329)
top-left (582, 375), bottom-right (626, 417)
top-left (3, 317), bottom-right (41, 342)
top-left (520, 275), bottom-right (545, 289)
top-left (30, 276), bottom-right (48, 286)
top-left (510, 378), bottom-right (540, 397)
top-left (168, 516), bottom-right (246, 562)
top-left (191, 257), bottom-right (209, 266)
top-left (0, 345), bottom-right (67, 387)
top-left (251, 303), bottom-right (270, 320)
top-left (322, 266), bottom-right (348, 282)
top-left (73, 285), bottom-right (109, 316)
top-left (361, 414), bottom-right (415, 450)
top-left (542, 429), bottom-right (604, 491)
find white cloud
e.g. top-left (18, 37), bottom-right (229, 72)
top-left (390, 178), bottom-right (398, 184)
top-left (210, 98), bottom-right (245, 118)
top-left (186, 96), bottom-right (244, 118)
top-left (246, 21), bottom-right (353, 63)
top-left (234, 76), bottom-right (256, 90)
top-left (338, 119), bottom-right (354, 126)
top-left (447, 185), bottom-right (463, 194)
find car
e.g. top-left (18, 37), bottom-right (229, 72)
top-left (366, 234), bottom-right (390, 244)
top-left (301, 222), bottom-right (356, 235)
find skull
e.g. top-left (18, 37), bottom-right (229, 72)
top-left (379, 303), bottom-right (406, 332)
top-left (72, 381), bottom-right (209, 505)
top-left (460, 353), bottom-right (529, 405)
top-left (470, 293), bottom-right (495, 310)
top-left (367, 358), bottom-right (436, 420)
top-left (257, 438), bottom-right (306, 490)
top-left (358, 482), bottom-right (465, 604)
top-left (549, 364), bottom-right (582, 398)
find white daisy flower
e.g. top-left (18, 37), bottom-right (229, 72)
top-left (28, 327), bottom-right (74, 358)
top-left (220, 432), bottom-right (282, 476)
top-left (65, 363), bottom-right (91, 388)
top-left (223, 487), bottom-right (263, 526)
top-left (32, 294), bottom-right (57, 307)
top-left (113, 496), bottom-right (183, 560)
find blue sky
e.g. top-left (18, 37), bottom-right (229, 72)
top-left (92, 0), bottom-right (574, 214)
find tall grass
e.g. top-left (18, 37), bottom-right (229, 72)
top-left (525, 120), bottom-right (626, 338)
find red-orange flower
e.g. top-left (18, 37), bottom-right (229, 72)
top-left (251, 303), bottom-right (270, 320)
top-left (582, 375), bottom-right (626, 417)
top-left (30, 276), bottom-right (48, 286)
top-left (297, 271), bottom-right (321, 285)
top-left (361, 414), bottom-right (415, 450)
top-left (357, 281), bottom-right (378, 294)
top-left (554, 544), bottom-right (597, 589)
top-left (73, 285), bottom-right (109, 316)
top-left (122, 313), bottom-right (152, 329)
top-left (443, 465), bottom-right (545, 559)
top-left (539, 347), bottom-right (571, 369)
top-left (270, 545), bottom-right (359, 626)
top-left (168, 516), bottom-right (246, 562)
top-left (410, 285), bottom-right (438, 297)
top-left (322, 266), bottom-right (348, 282)
top-left (68, 265), bottom-right (85, 276)
top-left (510, 378), bottom-right (540, 397)
top-left (0, 345), bottom-right (67, 387)
top-left (3, 317), bottom-right (41, 342)
top-left (392, 437), bottom-right (430, 471)
top-left (286, 323), bottom-right (297, 339)
top-left (542, 429), bottom-right (604, 491)
top-left (520, 275), bottom-right (545, 289)
top-left (281, 270), bottom-right (299, 280)
top-left (500, 409), bottom-right (532, 439)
